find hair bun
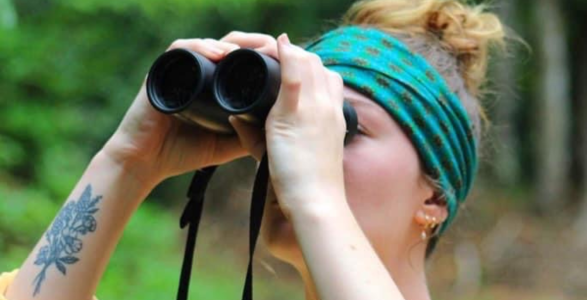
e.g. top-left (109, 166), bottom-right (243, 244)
top-left (423, 1), bottom-right (505, 94)
top-left (344, 0), bottom-right (506, 96)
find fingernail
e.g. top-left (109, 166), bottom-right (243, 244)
top-left (279, 33), bottom-right (291, 45)
top-left (228, 115), bottom-right (236, 123)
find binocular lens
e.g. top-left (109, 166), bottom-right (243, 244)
top-left (147, 50), bottom-right (204, 112)
top-left (146, 47), bottom-right (356, 141)
top-left (214, 51), bottom-right (268, 110)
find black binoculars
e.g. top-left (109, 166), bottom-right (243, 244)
top-left (146, 47), bottom-right (358, 144)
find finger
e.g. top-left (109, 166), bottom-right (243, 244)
top-left (273, 33), bottom-right (302, 114)
top-left (325, 70), bottom-right (346, 130)
top-left (212, 134), bottom-right (250, 165)
top-left (221, 31), bottom-right (276, 49)
top-left (326, 70), bottom-right (345, 106)
top-left (221, 31), bottom-right (278, 58)
top-left (280, 41), bottom-right (322, 107)
top-left (305, 52), bottom-right (328, 104)
top-left (228, 116), bottom-right (266, 161)
top-left (175, 123), bottom-right (247, 168)
top-left (167, 38), bottom-right (225, 60)
top-left (254, 44), bottom-right (279, 59)
top-left (202, 38), bottom-right (240, 53)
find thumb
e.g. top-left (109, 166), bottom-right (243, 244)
top-left (273, 33), bottom-right (301, 115)
top-left (229, 116), bottom-right (266, 161)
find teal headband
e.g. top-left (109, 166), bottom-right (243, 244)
top-left (305, 26), bottom-right (478, 234)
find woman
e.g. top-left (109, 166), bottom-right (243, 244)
top-left (0, 0), bottom-right (505, 299)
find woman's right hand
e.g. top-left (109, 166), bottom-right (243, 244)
top-left (101, 34), bottom-right (270, 190)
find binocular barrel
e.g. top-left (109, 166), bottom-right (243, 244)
top-left (146, 48), bottom-right (358, 143)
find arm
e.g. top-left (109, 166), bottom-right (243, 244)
top-left (291, 190), bottom-right (406, 300)
top-left (255, 34), bottom-right (407, 300)
top-left (5, 151), bottom-right (152, 300)
top-left (3, 34), bottom-right (271, 300)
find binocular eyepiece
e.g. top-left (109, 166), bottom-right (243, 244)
top-left (146, 48), bottom-right (358, 144)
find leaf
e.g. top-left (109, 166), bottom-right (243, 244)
top-left (78, 185), bottom-right (92, 209)
top-left (49, 218), bottom-right (66, 237)
top-left (60, 256), bottom-right (79, 264)
top-left (34, 245), bottom-right (50, 265)
top-left (89, 195), bottom-right (102, 207)
top-left (33, 256), bottom-right (46, 266)
top-left (55, 261), bottom-right (67, 275)
top-left (33, 270), bottom-right (46, 296)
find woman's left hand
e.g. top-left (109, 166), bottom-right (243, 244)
top-left (229, 34), bottom-right (406, 300)
top-left (263, 34), bottom-right (347, 219)
top-left (227, 33), bottom-right (348, 219)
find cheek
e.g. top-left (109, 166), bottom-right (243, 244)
top-left (261, 184), bottom-right (300, 261)
top-left (261, 130), bottom-right (426, 260)
top-left (342, 135), bottom-right (423, 244)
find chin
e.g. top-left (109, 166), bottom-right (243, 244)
top-left (261, 192), bottom-right (304, 266)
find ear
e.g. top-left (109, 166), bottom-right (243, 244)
top-left (414, 193), bottom-right (448, 228)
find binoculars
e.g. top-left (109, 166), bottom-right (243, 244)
top-left (146, 47), bottom-right (358, 144)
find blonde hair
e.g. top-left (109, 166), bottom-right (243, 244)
top-left (342, 0), bottom-right (507, 255)
top-left (343, 0), bottom-right (506, 139)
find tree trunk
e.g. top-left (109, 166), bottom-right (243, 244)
top-left (534, 0), bottom-right (571, 212)
top-left (573, 20), bottom-right (587, 245)
top-left (492, 0), bottom-right (521, 185)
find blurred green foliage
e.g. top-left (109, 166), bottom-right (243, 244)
top-left (0, 0), bottom-right (353, 298)
top-left (3, 0), bottom-right (587, 299)
top-left (0, 0), bottom-right (356, 198)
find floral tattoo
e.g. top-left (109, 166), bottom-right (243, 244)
top-left (32, 184), bottom-right (102, 296)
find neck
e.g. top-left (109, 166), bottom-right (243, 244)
top-left (296, 239), bottom-right (431, 300)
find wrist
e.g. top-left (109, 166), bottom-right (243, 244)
top-left (288, 186), bottom-right (352, 227)
top-left (92, 149), bottom-right (159, 197)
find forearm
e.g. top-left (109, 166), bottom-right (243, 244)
top-left (291, 192), bottom-right (406, 300)
top-left (5, 151), bottom-right (154, 300)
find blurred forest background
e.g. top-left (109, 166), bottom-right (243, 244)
top-left (1, 0), bottom-right (587, 299)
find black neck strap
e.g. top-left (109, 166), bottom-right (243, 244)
top-left (176, 153), bottom-right (269, 300)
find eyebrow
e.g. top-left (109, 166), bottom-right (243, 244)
top-left (344, 95), bottom-right (383, 113)
top-left (344, 94), bottom-right (392, 131)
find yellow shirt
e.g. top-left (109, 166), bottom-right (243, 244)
top-left (0, 270), bottom-right (17, 300)
top-left (0, 269), bottom-right (98, 300)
